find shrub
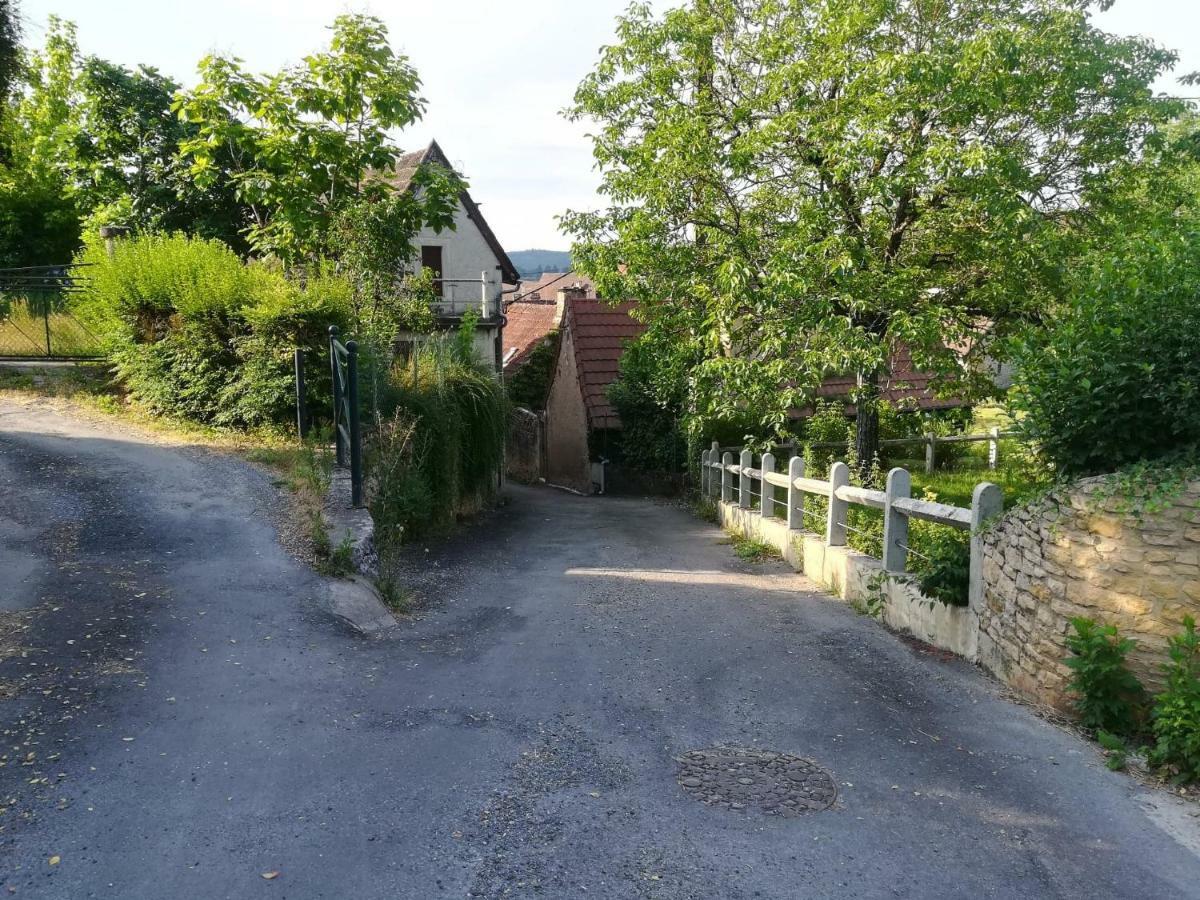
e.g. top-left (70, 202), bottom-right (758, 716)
top-left (607, 335), bottom-right (688, 473)
top-left (1149, 616), bottom-right (1200, 783)
top-left (506, 332), bottom-right (558, 411)
top-left (1064, 618), bottom-right (1147, 736)
top-left (1009, 223), bottom-right (1200, 476)
top-left (368, 326), bottom-right (508, 545)
top-left (72, 233), bottom-right (352, 427)
top-left (909, 524), bottom-right (970, 607)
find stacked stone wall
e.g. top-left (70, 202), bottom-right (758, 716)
top-left (978, 478), bottom-right (1200, 709)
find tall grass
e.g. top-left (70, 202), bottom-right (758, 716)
top-left (368, 325), bottom-right (508, 546)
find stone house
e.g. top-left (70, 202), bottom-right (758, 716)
top-left (388, 140), bottom-right (520, 371)
top-left (543, 289), bottom-right (645, 493)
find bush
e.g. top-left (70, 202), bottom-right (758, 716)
top-left (1009, 224), bottom-right (1200, 476)
top-left (908, 525), bottom-right (970, 607)
top-left (607, 336), bottom-right (688, 473)
top-left (1149, 616), bottom-right (1200, 783)
top-left (1064, 618), bottom-right (1147, 736)
top-left (368, 328), bottom-right (508, 545)
top-left (72, 233), bottom-right (352, 427)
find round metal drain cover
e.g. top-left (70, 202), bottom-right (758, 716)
top-left (675, 748), bottom-right (837, 816)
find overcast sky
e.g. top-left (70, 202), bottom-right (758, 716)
top-left (17, 0), bottom-right (1200, 253)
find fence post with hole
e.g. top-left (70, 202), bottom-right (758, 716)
top-left (787, 456), bottom-right (805, 530)
top-left (883, 467), bottom-right (911, 573)
top-left (739, 449), bottom-right (753, 509)
top-left (969, 482), bottom-right (1003, 610)
top-left (761, 452), bottom-right (776, 518)
top-left (827, 461), bottom-right (849, 546)
top-left (925, 432), bottom-right (936, 474)
top-left (721, 452), bottom-right (733, 503)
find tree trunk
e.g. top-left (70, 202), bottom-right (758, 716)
top-left (854, 370), bottom-right (881, 477)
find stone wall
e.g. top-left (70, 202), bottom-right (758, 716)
top-left (978, 477), bottom-right (1200, 709)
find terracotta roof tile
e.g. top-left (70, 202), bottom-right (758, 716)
top-left (565, 297), bottom-right (646, 430)
top-left (503, 300), bottom-right (561, 372)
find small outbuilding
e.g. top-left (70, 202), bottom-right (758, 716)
top-left (544, 290), bottom-right (645, 493)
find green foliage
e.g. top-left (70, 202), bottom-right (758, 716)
top-left (72, 232), bottom-right (352, 427)
top-left (727, 534), bottom-right (778, 562)
top-left (506, 331), bottom-right (558, 411)
top-left (1064, 618), bottom-right (1148, 736)
top-left (565, 0), bottom-right (1177, 462)
top-left (368, 326), bottom-right (507, 545)
top-left (1149, 617), bottom-right (1200, 783)
top-left (328, 167), bottom-right (462, 337)
top-left (607, 334), bottom-right (688, 473)
top-left (1009, 212), bottom-right (1200, 476)
top-left (909, 525), bottom-right (970, 607)
top-left (176, 14), bottom-right (430, 262)
top-left (0, 0), bottom-right (20, 105)
top-left (1096, 730), bottom-right (1131, 772)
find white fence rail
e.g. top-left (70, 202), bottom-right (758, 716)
top-left (719, 427), bottom-right (1020, 473)
top-left (700, 442), bottom-right (1002, 606)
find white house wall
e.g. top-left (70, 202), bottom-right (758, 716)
top-left (412, 197), bottom-right (507, 316)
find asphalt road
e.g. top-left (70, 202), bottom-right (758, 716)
top-left (1, 397), bottom-right (1199, 899)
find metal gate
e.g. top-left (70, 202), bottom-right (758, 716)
top-left (0, 264), bottom-right (103, 359)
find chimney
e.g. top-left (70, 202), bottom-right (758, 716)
top-left (556, 283), bottom-right (589, 303)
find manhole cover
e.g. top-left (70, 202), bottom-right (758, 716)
top-left (675, 748), bottom-right (837, 816)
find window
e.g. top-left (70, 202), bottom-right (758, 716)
top-left (421, 245), bottom-right (444, 296)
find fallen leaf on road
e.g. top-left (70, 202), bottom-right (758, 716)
top-left (48, 856), bottom-right (60, 866)
top-left (261, 871), bottom-right (279, 880)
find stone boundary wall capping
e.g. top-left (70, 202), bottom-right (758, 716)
top-left (702, 445), bottom-right (1001, 660)
top-left (978, 477), bottom-right (1200, 710)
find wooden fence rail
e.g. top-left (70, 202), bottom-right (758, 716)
top-left (700, 442), bottom-right (1002, 606)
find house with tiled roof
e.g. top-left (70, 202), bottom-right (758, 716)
top-left (544, 290), bottom-right (646, 493)
top-left (501, 273), bottom-right (593, 375)
top-left (385, 140), bottom-right (519, 371)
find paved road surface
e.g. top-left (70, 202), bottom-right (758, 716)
top-left (1, 398), bottom-right (1198, 899)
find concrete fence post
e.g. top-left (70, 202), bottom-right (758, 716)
top-left (721, 452), bottom-right (733, 503)
top-left (924, 433), bottom-right (936, 474)
top-left (761, 452), bottom-right (776, 518)
top-left (739, 449), bottom-right (753, 509)
top-left (969, 482), bottom-right (1004, 611)
top-left (710, 441), bottom-right (721, 497)
top-left (988, 427), bottom-right (1000, 471)
top-left (827, 461), bottom-right (849, 546)
top-left (787, 456), bottom-right (805, 530)
top-left (883, 467), bottom-right (911, 573)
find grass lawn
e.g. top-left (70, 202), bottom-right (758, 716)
top-left (0, 300), bottom-right (103, 358)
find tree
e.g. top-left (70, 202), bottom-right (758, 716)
top-left (564, 0), bottom-right (1177, 465)
top-left (176, 14), bottom-right (430, 263)
top-left (0, 0), bottom-right (21, 109)
top-left (1008, 115), bottom-right (1200, 476)
top-left (0, 15), bottom-right (81, 265)
top-left (71, 58), bottom-right (248, 249)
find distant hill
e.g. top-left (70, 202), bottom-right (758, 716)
top-left (510, 249), bottom-right (572, 280)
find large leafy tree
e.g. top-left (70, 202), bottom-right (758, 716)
top-left (0, 0), bottom-right (20, 109)
top-left (176, 13), bottom-right (434, 263)
top-left (0, 16), bottom-right (81, 265)
top-left (71, 59), bottom-right (248, 248)
top-left (565, 0), bottom-right (1177, 464)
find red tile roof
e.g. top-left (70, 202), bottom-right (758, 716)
top-left (503, 300), bottom-right (561, 372)
top-left (814, 345), bottom-right (962, 413)
top-left (565, 296), bottom-right (646, 430)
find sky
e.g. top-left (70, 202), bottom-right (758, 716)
top-left (17, 0), bottom-right (1200, 254)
